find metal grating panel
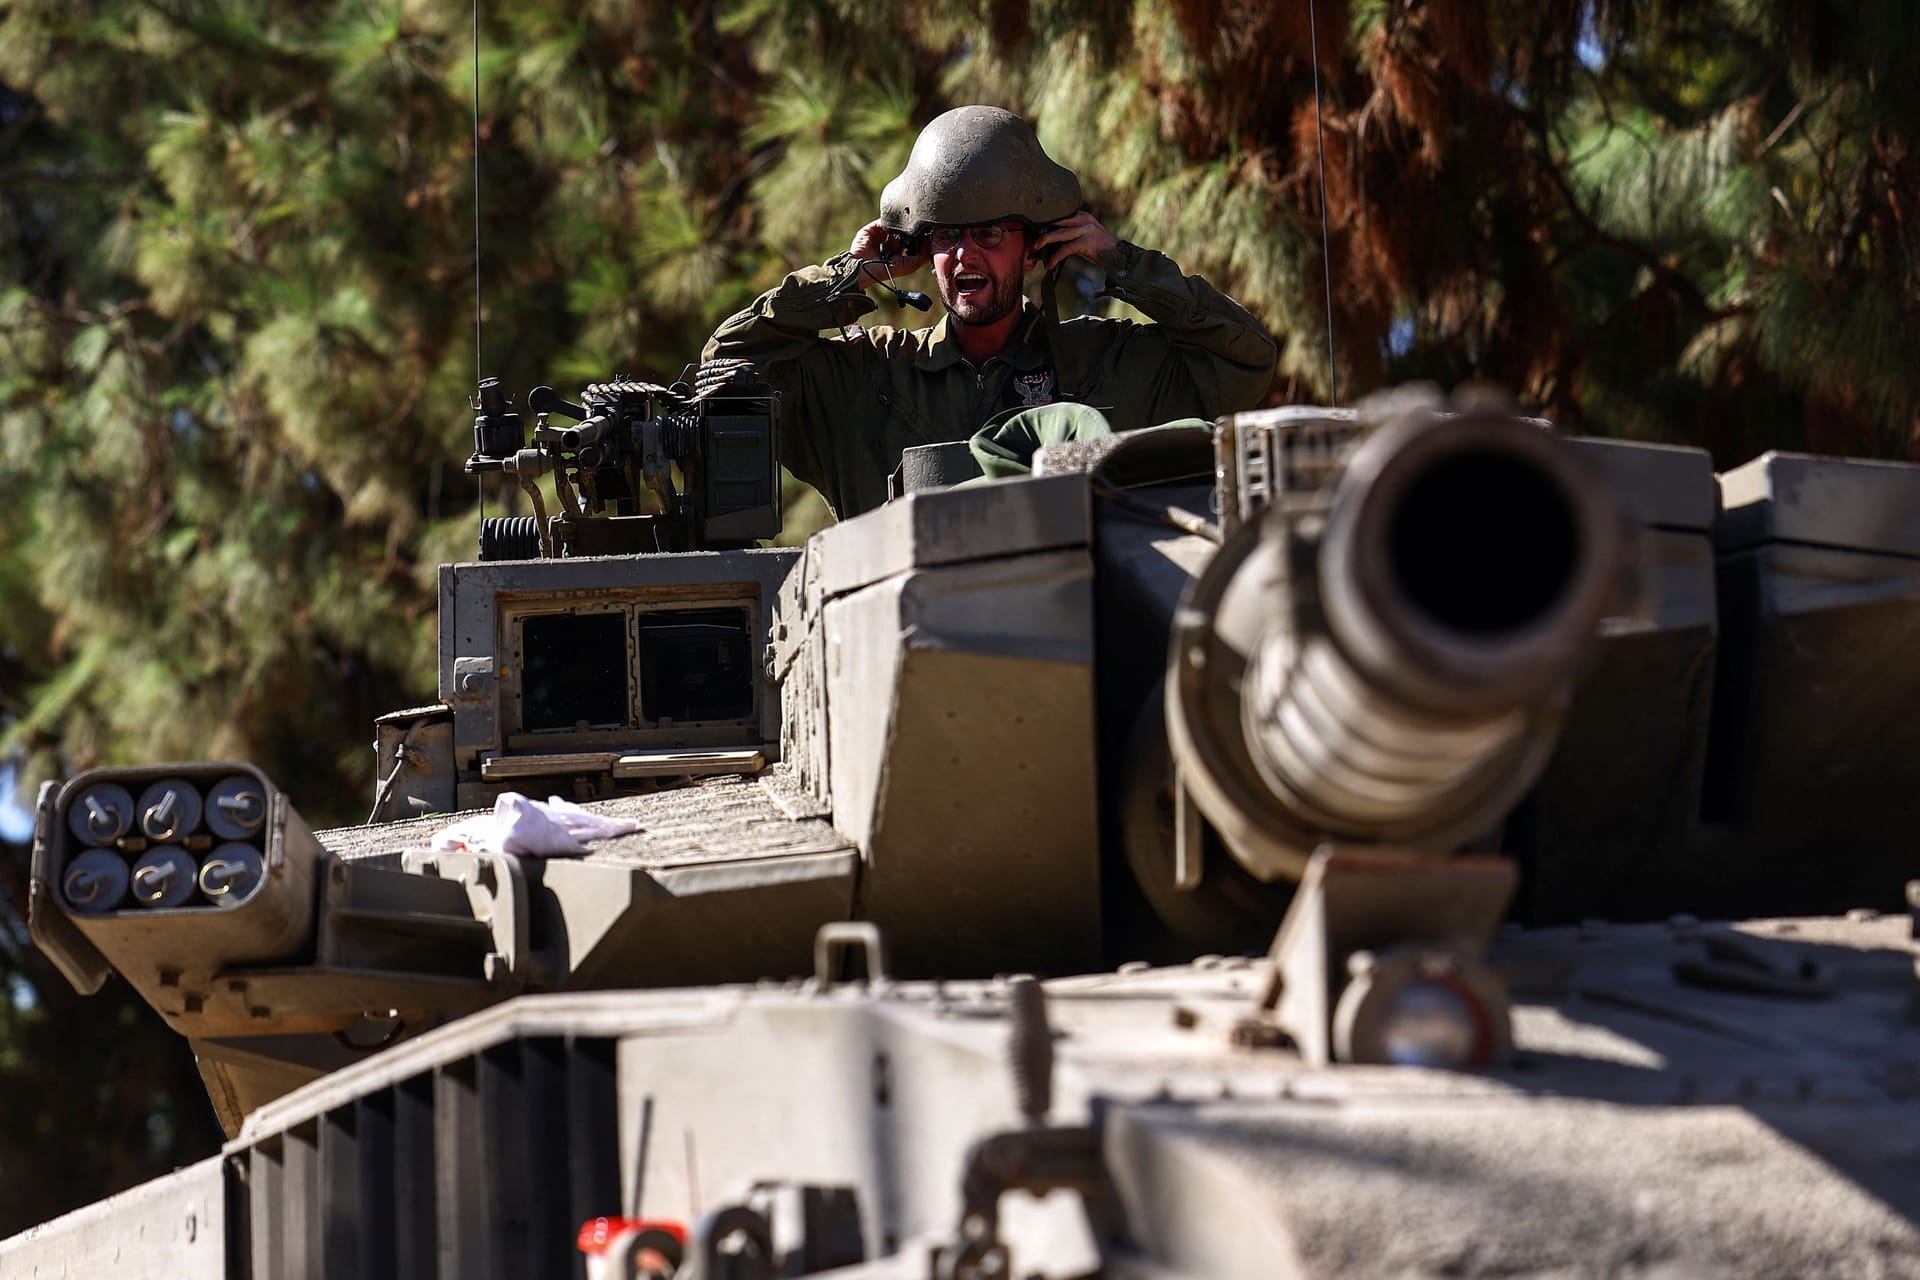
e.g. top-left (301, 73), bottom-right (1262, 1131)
top-left (433, 1055), bottom-right (486, 1278)
top-left (565, 1038), bottom-right (621, 1280)
top-left (393, 1074), bottom-right (438, 1276)
top-left (236, 1037), bottom-right (620, 1279)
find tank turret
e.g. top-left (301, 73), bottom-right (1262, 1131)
top-left (24, 383), bottom-right (1638, 1111)
top-left (12, 377), bottom-right (1920, 1280)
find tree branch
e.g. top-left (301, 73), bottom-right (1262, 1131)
top-left (1523, 104), bottom-right (1738, 324)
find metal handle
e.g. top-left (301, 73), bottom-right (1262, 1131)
top-left (813, 922), bottom-right (887, 989)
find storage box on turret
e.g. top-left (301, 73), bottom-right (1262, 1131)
top-left (1698, 451), bottom-right (1920, 917)
top-left (1507, 438), bottom-right (1720, 925)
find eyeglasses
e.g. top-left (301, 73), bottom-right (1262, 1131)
top-left (928, 223), bottom-right (1019, 251)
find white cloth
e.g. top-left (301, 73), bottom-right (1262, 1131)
top-left (429, 792), bottom-right (641, 857)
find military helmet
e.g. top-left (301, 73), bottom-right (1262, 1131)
top-left (880, 106), bottom-right (1082, 237)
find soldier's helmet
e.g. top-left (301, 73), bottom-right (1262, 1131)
top-left (880, 106), bottom-right (1082, 238)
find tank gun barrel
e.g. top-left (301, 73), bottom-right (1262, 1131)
top-left (1169, 399), bottom-right (1627, 883)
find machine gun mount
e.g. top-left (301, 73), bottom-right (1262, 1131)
top-left (466, 359), bottom-right (780, 558)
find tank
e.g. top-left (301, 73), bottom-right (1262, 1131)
top-left (4, 377), bottom-right (1918, 1280)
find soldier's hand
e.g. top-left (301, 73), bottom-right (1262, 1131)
top-left (849, 220), bottom-right (929, 278)
top-left (1032, 211), bottom-right (1119, 270)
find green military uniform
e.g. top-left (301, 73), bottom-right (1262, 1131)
top-left (702, 241), bottom-right (1277, 518)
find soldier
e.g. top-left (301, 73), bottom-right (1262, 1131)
top-left (703, 105), bottom-right (1278, 519)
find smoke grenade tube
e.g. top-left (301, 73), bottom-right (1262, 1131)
top-left (131, 847), bottom-right (199, 909)
top-left (138, 779), bottom-right (203, 843)
top-left (63, 850), bottom-right (131, 914)
top-left (68, 783), bottom-right (134, 846)
top-left (199, 843), bottom-right (266, 906)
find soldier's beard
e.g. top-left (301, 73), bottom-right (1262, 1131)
top-left (941, 268), bottom-right (1024, 328)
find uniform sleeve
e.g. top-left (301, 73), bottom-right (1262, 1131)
top-left (1073, 240), bottom-right (1278, 425)
top-left (702, 254), bottom-right (880, 508)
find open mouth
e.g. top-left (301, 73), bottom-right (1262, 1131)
top-left (954, 272), bottom-right (990, 295)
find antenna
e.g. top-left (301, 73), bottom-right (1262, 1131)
top-left (470, 0), bottom-right (483, 525)
top-left (1307, 0), bottom-right (1339, 406)
top-left (472, 0), bottom-right (483, 383)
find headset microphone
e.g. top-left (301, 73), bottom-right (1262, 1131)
top-left (835, 254), bottom-right (933, 312)
top-left (877, 282), bottom-right (933, 311)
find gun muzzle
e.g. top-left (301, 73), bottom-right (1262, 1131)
top-left (1169, 404), bottom-right (1627, 881)
top-left (562, 414), bottom-right (614, 450)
